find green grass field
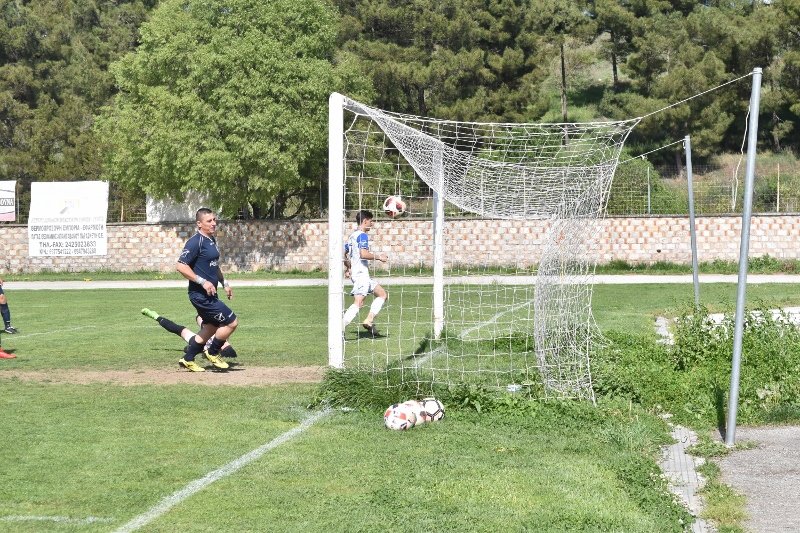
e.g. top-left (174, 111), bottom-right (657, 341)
top-left (2, 281), bottom-right (798, 531)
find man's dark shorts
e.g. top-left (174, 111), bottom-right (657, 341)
top-left (189, 292), bottom-right (237, 326)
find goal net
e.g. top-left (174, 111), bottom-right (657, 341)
top-left (328, 93), bottom-right (639, 400)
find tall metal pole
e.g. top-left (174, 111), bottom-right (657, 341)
top-left (726, 68), bottom-right (762, 446)
top-left (685, 135), bottom-right (700, 307)
top-left (328, 93), bottom-right (345, 368)
top-left (432, 152), bottom-right (445, 339)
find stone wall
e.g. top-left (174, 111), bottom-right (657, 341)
top-left (1, 215), bottom-right (798, 273)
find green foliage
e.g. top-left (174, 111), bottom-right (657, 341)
top-left (97, 0), bottom-right (371, 218)
top-left (593, 302), bottom-right (800, 427)
top-left (335, 0), bottom-right (551, 121)
top-left (0, 0), bottom-right (153, 215)
top-left (607, 151), bottom-right (688, 215)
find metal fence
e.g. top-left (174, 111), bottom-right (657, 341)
top-left (3, 161), bottom-right (800, 224)
top-left (607, 161), bottom-right (800, 216)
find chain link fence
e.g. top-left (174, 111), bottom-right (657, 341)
top-left (607, 159), bottom-right (800, 216)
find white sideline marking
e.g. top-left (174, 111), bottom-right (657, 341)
top-left (13, 325), bottom-right (97, 339)
top-left (1, 515), bottom-right (113, 525)
top-left (459, 300), bottom-right (532, 338)
top-left (112, 409), bottom-right (332, 533)
top-left (412, 300), bottom-right (532, 368)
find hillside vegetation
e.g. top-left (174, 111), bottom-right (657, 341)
top-left (1, 1), bottom-right (799, 219)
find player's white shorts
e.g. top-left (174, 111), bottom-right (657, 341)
top-left (350, 274), bottom-right (378, 296)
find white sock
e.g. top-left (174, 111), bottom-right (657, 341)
top-left (343, 304), bottom-right (360, 327)
top-left (369, 297), bottom-right (386, 317)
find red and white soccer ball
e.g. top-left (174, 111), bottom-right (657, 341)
top-left (420, 397), bottom-right (445, 422)
top-left (384, 402), bottom-right (418, 430)
top-left (400, 400), bottom-right (426, 424)
top-left (383, 195), bottom-right (406, 218)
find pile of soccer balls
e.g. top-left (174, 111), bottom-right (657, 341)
top-left (384, 397), bottom-right (445, 430)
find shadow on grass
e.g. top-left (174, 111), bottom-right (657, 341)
top-left (715, 382), bottom-right (727, 441)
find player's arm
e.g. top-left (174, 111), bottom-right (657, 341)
top-left (357, 234), bottom-right (386, 262)
top-left (359, 248), bottom-right (387, 262)
top-left (343, 245), bottom-right (352, 278)
top-left (217, 266), bottom-right (232, 300)
top-left (177, 260), bottom-right (215, 296)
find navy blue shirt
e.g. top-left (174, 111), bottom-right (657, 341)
top-left (178, 232), bottom-right (221, 294)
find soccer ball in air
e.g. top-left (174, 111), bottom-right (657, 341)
top-left (384, 402), bottom-right (418, 430)
top-left (420, 397), bottom-right (445, 422)
top-left (383, 195), bottom-right (406, 218)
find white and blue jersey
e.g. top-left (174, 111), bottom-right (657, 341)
top-left (345, 230), bottom-right (377, 296)
top-left (345, 230), bottom-right (371, 278)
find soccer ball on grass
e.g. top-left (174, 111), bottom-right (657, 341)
top-left (420, 397), bottom-right (445, 422)
top-left (383, 195), bottom-right (406, 218)
top-left (384, 402), bottom-right (418, 430)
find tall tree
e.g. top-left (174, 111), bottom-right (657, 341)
top-left (774, 0), bottom-right (800, 151)
top-left (592, 0), bottom-right (638, 89)
top-left (0, 0), bottom-right (153, 206)
top-left (335, 0), bottom-right (550, 122)
top-left (529, 0), bottom-right (596, 121)
top-left (603, 7), bottom-right (747, 166)
top-left (97, 0), bottom-right (372, 218)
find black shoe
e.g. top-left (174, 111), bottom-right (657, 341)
top-left (362, 323), bottom-right (379, 336)
top-left (4, 325), bottom-right (18, 334)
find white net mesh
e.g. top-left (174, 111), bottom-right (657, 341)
top-left (336, 96), bottom-right (639, 399)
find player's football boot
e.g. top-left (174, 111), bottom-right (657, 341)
top-left (3, 325), bottom-right (18, 334)
top-left (362, 322), bottom-right (379, 336)
top-left (203, 350), bottom-right (229, 369)
top-left (178, 358), bottom-right (205, 372)
top-left (140, 308), bottom-right (159, 320)
top-left (0, 349), bottom-right (16, 359)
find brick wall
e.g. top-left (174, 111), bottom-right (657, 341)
top-left (1, 215), bottom-right (798, 274)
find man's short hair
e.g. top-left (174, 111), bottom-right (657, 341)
top-left (196, 207), bottom-right (214, 221)
top-left (355, 210), bottom-right (373, 224)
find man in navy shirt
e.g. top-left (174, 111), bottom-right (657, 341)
top-left (0, 277), bottom-right (18, 334)
top-left (175, 208), bottom-right (238, 372)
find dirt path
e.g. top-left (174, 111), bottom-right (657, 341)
top-left (0, 366), bottom-right (326, 386)
top-left (716, 426), bottom-right (800, 533)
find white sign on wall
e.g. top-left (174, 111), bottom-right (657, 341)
top-left (28, 181), bottom-right (109, 257)
top-left (0, 180), bottom-right (15, 222)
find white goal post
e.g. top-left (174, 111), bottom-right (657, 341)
top-left (328, 92), bottom-right (639, 399)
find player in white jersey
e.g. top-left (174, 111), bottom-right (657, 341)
top-left (343, 210), bottom-right (388, 336)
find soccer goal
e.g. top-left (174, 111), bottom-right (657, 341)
top-left (328, 93), bottom-right (639, 400)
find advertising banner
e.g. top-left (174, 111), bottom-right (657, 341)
top-left (28, 181), bottom-right (109, 257)
top-left (0, 180), bottom-right (16, 222)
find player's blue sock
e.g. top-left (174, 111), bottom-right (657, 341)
top-left (0, 303), bottom-right (10, 326)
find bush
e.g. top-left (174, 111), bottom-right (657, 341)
top-left (593, 302), bottom-right (800, 426)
